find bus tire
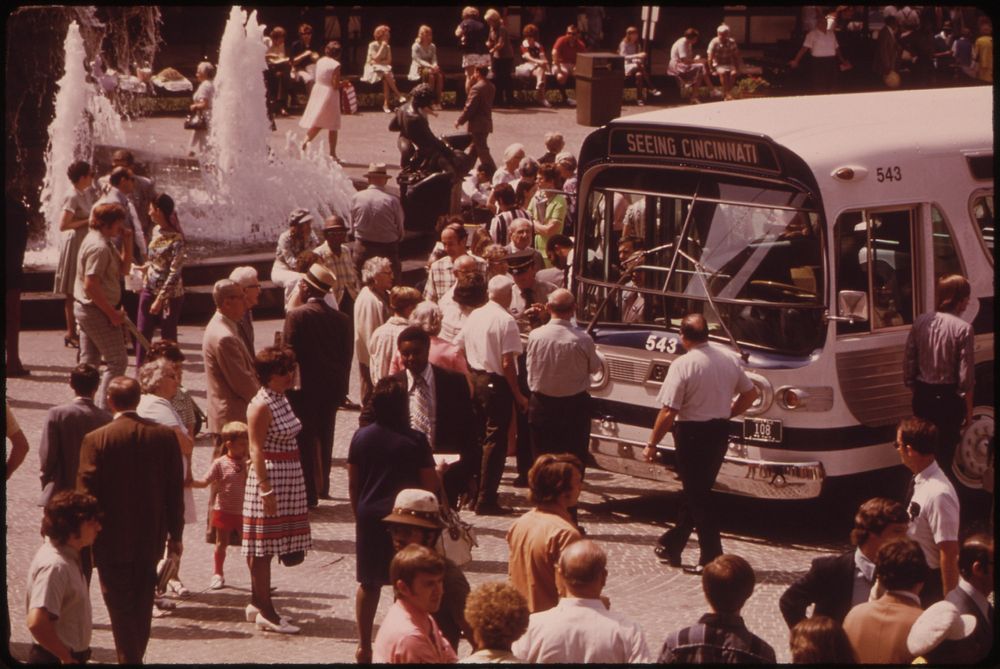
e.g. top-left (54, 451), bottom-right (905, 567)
top-left (952, 365), bottom-right (994, 491)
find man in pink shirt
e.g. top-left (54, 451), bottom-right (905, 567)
top-left (373, 544), bottom-right (458, 664)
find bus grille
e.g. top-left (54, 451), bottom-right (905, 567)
top-left (606, 355), bottom-right (651, 384)
top-left (836, 345), bottom-right (912, 427)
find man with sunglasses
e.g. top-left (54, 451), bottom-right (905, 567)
top-left (896, 416), bottom-right (960, 607)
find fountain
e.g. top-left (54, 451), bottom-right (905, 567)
top-left (28, 6), bottom-right (356, 267)
top-left (32, 20), bottom-right (125, 265)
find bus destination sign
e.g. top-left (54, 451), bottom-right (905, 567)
top-left (608, 128), bottom-right (780, 173)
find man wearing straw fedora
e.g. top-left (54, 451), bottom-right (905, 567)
top-left (283, 263), bottom-right (352, 506)
top-left (350, 163), bottom-right (405, 283)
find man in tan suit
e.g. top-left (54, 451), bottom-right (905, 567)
top-left (202, 279), bottom-right (259, 434)
top-left (843, 537), bottom-right (928, 664)
top-left (455, 65), bottom-right (496, 174)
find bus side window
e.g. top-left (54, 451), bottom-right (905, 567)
top-left (835, 211), bottom-right (868, 334)
top-left (931, 205), bottom-right (964, 282)
top-left (971, 193), bottom-right (995, 264)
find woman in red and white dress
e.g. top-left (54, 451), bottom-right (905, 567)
top-left (242, 346), bottom-right (311, 634)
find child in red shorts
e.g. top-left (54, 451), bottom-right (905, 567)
top-left (191, 421), bottom-right (248, 589)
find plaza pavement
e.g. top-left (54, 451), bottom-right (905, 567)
top-left (4, 320), bottom-right (851, 664)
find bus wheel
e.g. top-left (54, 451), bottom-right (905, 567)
top-left (952, 405), bottom-right (994, 491)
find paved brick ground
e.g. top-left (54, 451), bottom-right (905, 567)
top-left (5, 321), bottom-right (852, 664)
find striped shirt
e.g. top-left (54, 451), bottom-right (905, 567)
top-left (903, 310), bottom-right (974, 393)
top-left (658, 613), bottom-right (776, 664)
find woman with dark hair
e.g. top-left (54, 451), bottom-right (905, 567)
top-left (26, 491), bottom-right (102, 665)
top-left (53, 160), bottom-right (97, 348)
top-left (348, 376), bottom-right (439, 664)
top-left (529, 163), bottom-right (567, 264)
top-left (790, 615), bottom-right (857, 664)
top-left (136, 193), bottom-right (185, 367)
top-left (299, 41), bottom-right (343, 161)
top-left (242, 346), bottom-right (311, 634)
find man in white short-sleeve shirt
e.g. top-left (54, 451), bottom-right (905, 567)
top-left (788, 10), bottom-right (850, 92)
top-left (896, 416), bottom-right (960, 607)
top-left (643, 314), bottom-right (757, 571)
top-left (455, 275), bottom-right (527, 515)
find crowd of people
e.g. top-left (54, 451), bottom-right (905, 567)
top-left (5, 5), bottom-right (994, 666)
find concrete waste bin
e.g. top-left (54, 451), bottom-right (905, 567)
top-left (575, 52), bottom-right (625, 126)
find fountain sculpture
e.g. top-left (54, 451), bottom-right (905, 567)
top-left (30, 6), bottom-right (356, 266)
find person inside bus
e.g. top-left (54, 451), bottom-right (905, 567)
top-left (621, 267), bottom-right (646, 324)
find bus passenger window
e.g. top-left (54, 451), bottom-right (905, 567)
top-left (867, 210), bottom-right (915, 329)
top-left (931, 206), bottom-right (963, 281)
top-left (971, 194), bottom-right (994, 264)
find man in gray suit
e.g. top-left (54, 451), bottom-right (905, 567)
top-left (927, 533), bottom-right (994, 664)
top-left (38, 364), bottom-right (112, 512)
top-left (202, 279), bottom-right (260, 435)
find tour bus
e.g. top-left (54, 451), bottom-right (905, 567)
top-left (573, 86), bottom-right (993, 500)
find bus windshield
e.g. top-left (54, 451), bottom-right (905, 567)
top-left (577, 169), bottom-right (827, 355)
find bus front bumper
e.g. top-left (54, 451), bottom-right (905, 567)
top-left (588, 436), bottom-right (825, 500)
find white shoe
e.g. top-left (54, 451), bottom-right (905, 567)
top-left (210, 574), bottom-right (224, 590)
top-left (566, 98), bottom-right (577, 107)
top-left (245, 603), bottom-right (293, 624)
top-left (541, 97), bottom-right (552, 108)
top-left (650, 88), bottom-right (663, 97)
top-left (255, 612), bottom-right (300, 634)
top-left (152, 606), bottom-right (172, 618)
top-left (168, 579), bottom-right (190, 597)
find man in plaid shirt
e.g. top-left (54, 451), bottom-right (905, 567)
top-left (424, 223), bottom-right (472, 303)
top-left (658, 554), bottom-right (776, 664)
top-left (313, 215), bottom-right (361, 312)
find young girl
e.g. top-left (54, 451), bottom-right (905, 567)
top-left (191, 422), bottom-right (249, 589)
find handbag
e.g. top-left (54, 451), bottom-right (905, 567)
top-left (341, 80), bottom-right (358, 115)
top-left (184, 111), bottom-right (207, 130)
top-left (436, 506), bottom-right (477, 566)
top-left (278, 550), bottom-right (305, 567)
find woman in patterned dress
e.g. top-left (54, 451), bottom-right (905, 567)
top-left (243, 346), bottom-right (311, 635)
top-left (53, 160), bottom-right (98, 348)
top-left (135, 193), bottom-right (185, 367)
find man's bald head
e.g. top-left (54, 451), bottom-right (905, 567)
top-left (488, 274), bottom-right (514, 310)
top-left (547, 288), bottom-right (575, 318)
top-left (557, 539), bottom-right (607, 597)
top-left (454, 254), bottom-right (478, 276)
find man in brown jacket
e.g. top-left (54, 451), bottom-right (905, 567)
top-left (76, 376), bottom-right (184, 664)
top-left (202, 279), bottom-right (260, 434)
top-left (455, 65), bottom-right (496, 174)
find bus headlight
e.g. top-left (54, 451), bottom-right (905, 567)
top-left (776, 386), bottom-right (834, 411)
top-left (744, 373), bottom-right (772, 415)
top-left (590, 351), bottom-right (609, 390)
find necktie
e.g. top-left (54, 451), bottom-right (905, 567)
top-left (904, 475), bottom-right (915, 505)
top-left (411, 375), bottom-right (433, 444)
top-left (521, 287), bottom-right (532, 310)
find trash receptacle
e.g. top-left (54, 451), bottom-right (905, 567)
top-left (575, 52), bottom-right (625, 126)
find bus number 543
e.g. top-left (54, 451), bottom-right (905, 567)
top-left (645, 335), bottom-right (678, 354)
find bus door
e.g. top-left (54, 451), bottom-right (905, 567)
top-left (833, 206), bottom-right (919, 428)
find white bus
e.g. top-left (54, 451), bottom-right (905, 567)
top-left (574, 86), bottom-right (993, 500)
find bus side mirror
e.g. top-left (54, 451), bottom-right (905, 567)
top-left (836, 290), bottom-right (869, 322)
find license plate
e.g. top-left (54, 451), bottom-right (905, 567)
top-left (743, 417), bottom-right (783, 443)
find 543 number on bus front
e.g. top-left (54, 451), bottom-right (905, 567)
top-left (876, 166), bottom-right (902, 183)
top-left (645, 334), bottom-right (679, 354)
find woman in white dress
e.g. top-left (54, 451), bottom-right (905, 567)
top-left (362, 25), bottom-right (405, 113)
top-left (409, 25), bottom-right (443, 110)
top-left (299, 41), bottom-right (343, 162)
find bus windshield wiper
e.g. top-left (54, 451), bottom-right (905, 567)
top-left (675, 246), bottom-right (749, 363)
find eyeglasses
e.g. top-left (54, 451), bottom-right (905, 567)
top-left (300, 29), bottom-right (312, 34)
